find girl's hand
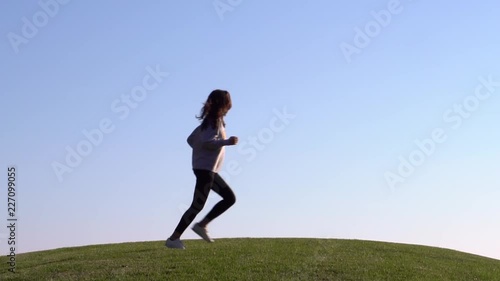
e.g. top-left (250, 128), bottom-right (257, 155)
top-left (228, 136), bottom-right (239, 145)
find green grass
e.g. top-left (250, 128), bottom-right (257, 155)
top-left (1, 238), bottom-right (499, 280)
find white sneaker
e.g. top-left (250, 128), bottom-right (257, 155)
top-left (166, 238), bottom-right (185, 249)
top-left (192, 223), bottom-right (214, 243)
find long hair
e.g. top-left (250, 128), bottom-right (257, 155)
top-left (197, 89), bottom-right (232, 130)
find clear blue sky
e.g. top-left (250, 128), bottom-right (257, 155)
top-left (1, 0), bottom-right (499, 260)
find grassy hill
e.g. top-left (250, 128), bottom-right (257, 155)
top-left (1, 238), bottom-right (499, 280)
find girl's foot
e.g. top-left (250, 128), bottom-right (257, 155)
top-left (192, 223), bottom-right (214, 243)
top-left (166, 238), bottom-right (185, 249)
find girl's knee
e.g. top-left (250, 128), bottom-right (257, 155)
top-left (227, 194), bottom-right (236, 206)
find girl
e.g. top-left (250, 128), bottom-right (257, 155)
top-left (166, 89), bottom-right (238, 249)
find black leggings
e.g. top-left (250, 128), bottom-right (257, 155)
top-left (174, 169), bottom-right (236, 235)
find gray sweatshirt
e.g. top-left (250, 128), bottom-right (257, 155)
top-left (187, 120), bottom-right (231, 173)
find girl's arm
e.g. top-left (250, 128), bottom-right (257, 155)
top-left (200, 125), bottom-right (231, 150)
top-left (187, 127), bottom-right (198, 148)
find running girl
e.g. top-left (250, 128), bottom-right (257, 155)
top-left (166, 89), bottom-right (238, 249)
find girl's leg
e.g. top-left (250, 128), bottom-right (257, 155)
top-left (198, 173), bottom-right (236, 227)
top-left (170, 170), bottom-right (214, 239)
